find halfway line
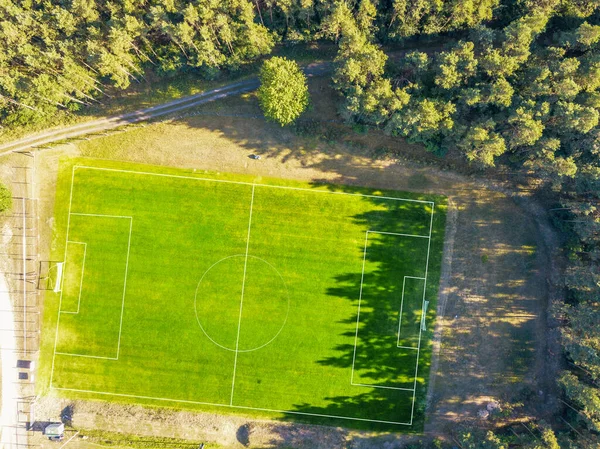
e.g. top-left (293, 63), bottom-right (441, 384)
top-left (230, 184), bottom-right (255, 405)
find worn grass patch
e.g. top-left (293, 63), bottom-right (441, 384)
top-left (39, 158), bottom-right (446, 431)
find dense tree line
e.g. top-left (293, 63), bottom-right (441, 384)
top-left (0, 0), bottom-right (275, 126)
top-left (0, 0), bottom-right (502, 128)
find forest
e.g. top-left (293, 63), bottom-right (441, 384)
top-left (1, 0), bottom-right (599, 447)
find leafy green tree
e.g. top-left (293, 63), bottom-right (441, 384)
top-left (258, 57), bottom-right (309, 126)
top-left (459, 121), bottom-right (507, 166)
top-left (386, 97), bottom-right (455, 152)
top-left (387, 0), bottom-right (499, 39)
top-left (504, 107), bottom-right (545, 149)
top-left (458, 429), bottom-right (508, 449)
top-left (327, 1), bottom-right (408, 124)
top-left (562, 302), bottom-right (600, 382)
top-left (434, 41), bottom-right (478, 90)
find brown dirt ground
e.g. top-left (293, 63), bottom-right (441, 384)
top-left (22, 76), bottom-right (563, 448)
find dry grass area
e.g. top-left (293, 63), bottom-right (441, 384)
top-left (25, 75), bottom-right (562, 448)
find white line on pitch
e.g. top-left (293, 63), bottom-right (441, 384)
top-left (74, 165), bottom-right (435, 204)
top-left (367, 230), bottom-right (429, 238)
top-left (230, 184), bottom-right (255, 405)
top-left (397, 276), bottom-right (426, 347)
top-left (55, 211), bottom-right (131, 361)
top-left (409, 203), bottom-right (435, 425)
top-left (54, 352), bottom-right (118, 360)
top-left (51, 387), bottom-right (413, 425)
top-left (50, 165), bottom-right (76, 388)
top-left (397, 277), bottom-right (407, 344)
top-left (116, 217), bottom-right (133, 359)
top-left (78, 243), bottom-right (87, 314)
top-left (70, 213), bottom-right (132, 219)
top-left (350, 232), bottom-right (370, 385)
top-left (351, 382), bottom-right (415, 392)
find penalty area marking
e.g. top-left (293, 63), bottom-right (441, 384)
top-left (350, 202), bottom-right (435, 426)
top-left (53, 214), bottom-right (132, 361)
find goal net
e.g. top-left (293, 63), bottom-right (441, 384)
top-left (37, 261), bottom-right (64, 292)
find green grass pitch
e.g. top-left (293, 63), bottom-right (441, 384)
top-left (39, 158), bottom-right (447, 430)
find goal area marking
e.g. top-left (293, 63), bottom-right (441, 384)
top-left (397, 276), bottom-right (426, 349)
top-left (58, 241), bottom-right (87, 314)
top-left (50, 164), bottom-right (437, 426)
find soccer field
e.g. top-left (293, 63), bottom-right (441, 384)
top-left (39, 159), bottom-right (446, 429)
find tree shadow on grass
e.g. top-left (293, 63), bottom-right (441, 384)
top-left (263, 184), bottom-right (541, 435)
top-left (272, 188), bottom-right (447, 431)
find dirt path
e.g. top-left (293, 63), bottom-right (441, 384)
top-left (0, 63), bottom-right (331, 157)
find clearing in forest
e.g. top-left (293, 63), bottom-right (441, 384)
top-left (39, 158), bottom-right (446, 429)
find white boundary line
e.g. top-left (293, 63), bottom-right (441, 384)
top-left (408, 204), bottom-right (435, 425)
top-left (70, 212), bottom-right (133, 219)
top-left (52, 387), bottom-right (413, 425)
top-left (60, 241), bottom-right (87, 314)
top-left (367, 230), bottom-right (429, 238)
top-left (230, 185), bottom-right (255, 405)
top-left (73, 165), bottom-right (435, 205)
top-left (50, 164), bottom-right (438, 426)
top-left (352, 383), bottom-right (414, 392)
top-left (50, 166), bottom-right (76, 388)
top-left (54, 352), bottom-right (117, 361)
top-left (396, 276), bottom-right (426, 348)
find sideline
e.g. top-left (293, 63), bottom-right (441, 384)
top-left (0, 273), bottom-right (18, 449)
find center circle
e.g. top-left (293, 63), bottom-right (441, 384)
top-left (194, 255), bottom-right (290, 352)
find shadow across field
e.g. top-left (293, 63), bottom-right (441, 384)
top-left (268, 187), bottom-right (446, 431)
